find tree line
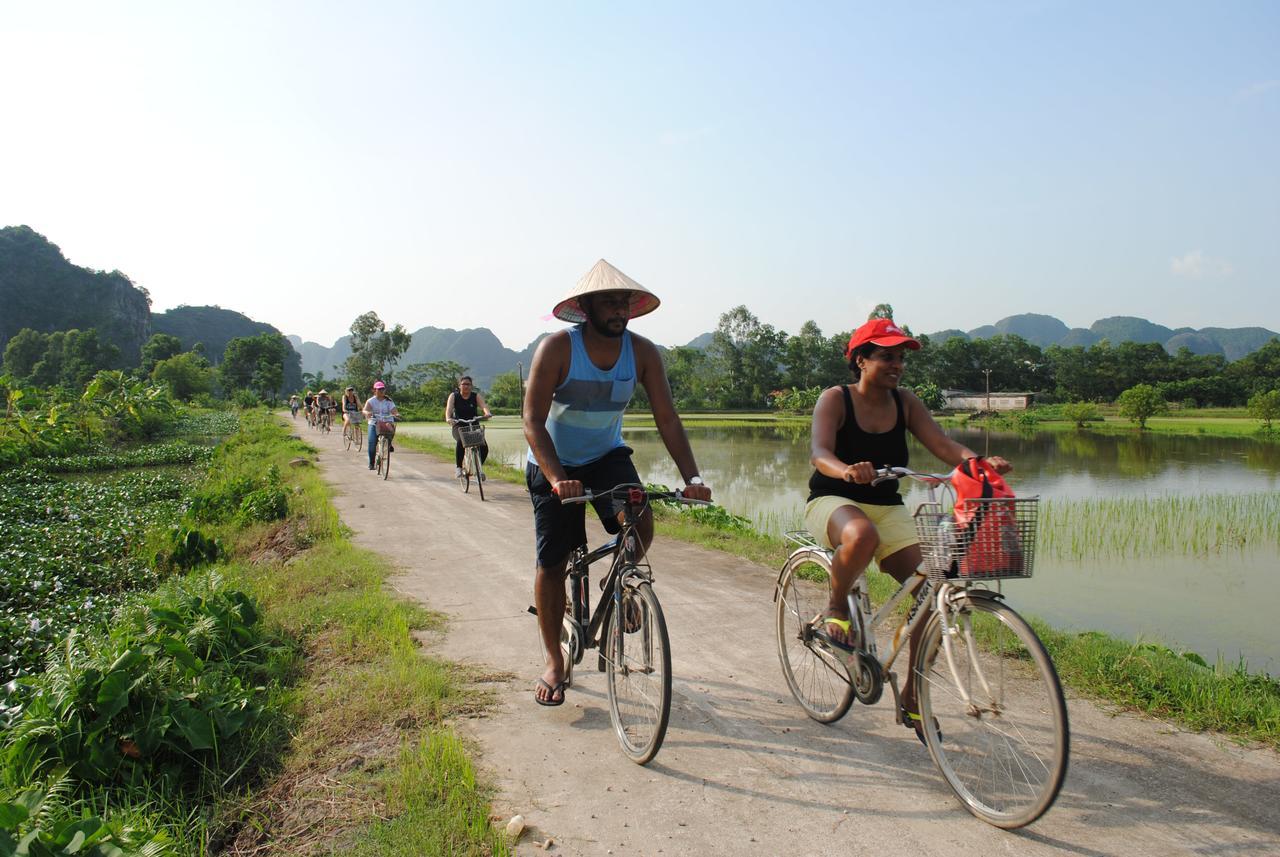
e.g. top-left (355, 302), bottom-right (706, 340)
top-left (662, 305), bottom-right (1280, 411)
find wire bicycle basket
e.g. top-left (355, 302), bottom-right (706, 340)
top-left (459, 423), bottom-right (486, 448)
top-left (913, 494), bottom-right (1039, 581)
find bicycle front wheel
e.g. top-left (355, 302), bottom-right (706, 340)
top-left (604, 579), bottom-right (671, 765)
top-left (354, 427), bottom-right (362, 451)
top-left (472, 448), bottom-right (485, 501)
top-left (915, 595), bottom-right (1069, 829)
top-left (381, 437), bottom-right (391, 480)
top-left (343, 425), bottom-right (353, 451)
top-left (775, 551), bottom-right (855, 723)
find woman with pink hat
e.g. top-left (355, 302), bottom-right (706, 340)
top-left (361, 381), bottom-right (400, 471)
top-left (804, 316), bottom-right (1011, 742)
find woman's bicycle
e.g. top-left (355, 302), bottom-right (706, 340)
top-left (774, 466), bottom-right (1068, 829)
top-left (343, 414), bottom-right (363, 452)
top-left (454, 417), bottom-right (487, 500)
top-left (373, 415), bottom-right (396, 479)
top-left (529, 484), bottom-right (709, 765)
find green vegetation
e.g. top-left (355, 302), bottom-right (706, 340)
top-left (1248, 389), bottom-right (1280, 431)
top-left (0, 410), bottom-right (509, 853)
top-left (343, 311), bottom-right (412, 393)
top-left (0, 226), bottom-right (151, 366)
top-left (1116, 383), bottom-right (1168, 429)
top-left (1040, 493), bottom-right (1280, 559)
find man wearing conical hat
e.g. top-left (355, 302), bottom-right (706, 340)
top-left (524, 259), bottom-right (712, 707)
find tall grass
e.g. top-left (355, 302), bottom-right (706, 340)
top-left (1040, 492), bottom-right (1280, 559)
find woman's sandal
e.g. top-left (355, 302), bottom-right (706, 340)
top-left (811, 614), bottom-right (857, 653)
top-left (902, 709), bottom-right (943, 746)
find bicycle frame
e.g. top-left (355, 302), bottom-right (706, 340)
top-left (780, 466), bottom-right (1011, 716)
top-left (565, 502), bottom-right (650, 662)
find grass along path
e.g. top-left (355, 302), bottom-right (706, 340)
top-left (215, 412), bottom-right (509, 855)
top-left (397, 430), bottom-right (1280, 750)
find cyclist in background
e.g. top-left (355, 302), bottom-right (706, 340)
top-left (524, 259), bottom-right (711, 706)
top-left (446, 375), bottom-right (491, 480)
top-left (289, 394), bottom-right (300, 419)
top-left (315, 389), bottom-right (335, 429)
top-left (303, 390), bottom-right (315, 425)
top-left (805, 316), bottom-right (1010, 742)
top-left (362, 381), bottom-right (400, 470)
top-left (340, 386), bottom-right (362, 435)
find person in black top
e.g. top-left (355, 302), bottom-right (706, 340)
top-left (445, 376), bottom-right (492, 479)
top-left (805, 317), bottom-right (1010, 741)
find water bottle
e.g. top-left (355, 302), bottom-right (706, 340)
top-left (936, 519), bottom-right (957, 573)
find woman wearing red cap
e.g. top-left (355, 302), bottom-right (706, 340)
top-left (804, 317), bottom-right (1010, 742)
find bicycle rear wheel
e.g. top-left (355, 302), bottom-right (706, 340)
top-left (775, 551), bottom-right (855, 723)
top-left (915, 595), bottom-right (1069, 829)
top-left (471, 448), bottom-right (485, 501)
top-left (604, 579), bottom-right (671, 765)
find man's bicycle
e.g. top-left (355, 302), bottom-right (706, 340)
top-left (343, 414), bottom-right (363, 452)
top-left (317, 406), bottom-right (333, 434)
top-left (774, 466), bottom-right (1068, 829)
top-left (454, 417), bottom-right (487, 500)
top-left (373, 415), bottom-right (396, 479)
top-left (529, 484), bottom-right (709, 765)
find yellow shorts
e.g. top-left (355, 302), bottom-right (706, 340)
top-left (803, 495), bottom-right (918, 562)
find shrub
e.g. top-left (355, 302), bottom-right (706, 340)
top-left (1, 576), bottom-right (286, 792)
top-left (1061, 401), bottom-right (1101, 428)
top-left (238, 486), bottom-right (288, 524)
top-left (1116, 384), bottom-right (1167, 429)
top-left (1247, 389), bottom-right (1280, 431)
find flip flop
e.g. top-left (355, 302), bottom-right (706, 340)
top-left (534, 677), bottom-right (568, 707)
top-left (811, 614), bottom-right (857, 654)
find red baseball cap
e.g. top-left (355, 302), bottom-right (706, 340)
top-left (845, 318), bottom-right (920, 360)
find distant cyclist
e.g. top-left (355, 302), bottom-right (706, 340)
top-left (361, 381), bottom-right (400, 470)
top-left (315, 389), bottom-right (335, 428)
top-left (303, 390), bottom-right (315, 425)
top-left (340, 386), bottom-right (362, 435)
top-left (289, 394), bottom-right (300, 419)
top-left (446, 376), bottom-right (491, 480)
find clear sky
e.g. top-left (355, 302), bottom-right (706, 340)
top-left (2, 1), bottom-right (1277, 350)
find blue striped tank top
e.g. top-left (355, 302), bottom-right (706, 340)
top-left (528, 325), bottom-right (636, 468)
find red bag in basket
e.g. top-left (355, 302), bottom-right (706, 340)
top-left (951, 458), bottom-right (1023, 577)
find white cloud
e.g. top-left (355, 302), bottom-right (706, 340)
top-left (1170, 250), bottom-right (1234, 279)
top-left (1234, 80), bottom-right (1280, 102)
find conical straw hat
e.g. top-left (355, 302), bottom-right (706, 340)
top-left (552, 259), bottom-right (661, 323)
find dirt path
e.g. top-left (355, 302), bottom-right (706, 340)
top-left (302, 426), bottom-right (1280, 856)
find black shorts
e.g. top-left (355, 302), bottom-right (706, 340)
top-left (526, 446), bottom-right (641, 569)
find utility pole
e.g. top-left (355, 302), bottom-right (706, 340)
top-left (517, 361), bottom-right (524, 419)
top-left (982, 367), bottom-right (993, 457)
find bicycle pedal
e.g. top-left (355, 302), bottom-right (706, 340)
top-left (527, 606), bottom-right (538, 616)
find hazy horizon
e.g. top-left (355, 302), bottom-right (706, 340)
top-left (3, 3), bottom-right (1276, 350)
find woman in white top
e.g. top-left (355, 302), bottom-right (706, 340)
top-left (361, 381), bottom-right (400, 470)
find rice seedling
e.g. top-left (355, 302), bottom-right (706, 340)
top-left (1039, 492), bottom-right (1280, 560)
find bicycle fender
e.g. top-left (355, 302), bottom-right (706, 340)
top-left (774, 547), bottom-right (833, 602)
top-left (960, 586), bottom-right (1005, 603)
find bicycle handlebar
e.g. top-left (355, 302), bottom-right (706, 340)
top-left (559, 485), bottom-right (712, 508)
top-left (870, 465), bottom-right (954, 487)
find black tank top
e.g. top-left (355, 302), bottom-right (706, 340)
top-left (807, 386), bottom-right (908, 506)
top-left (452, 391), bottom-right (479, 420)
